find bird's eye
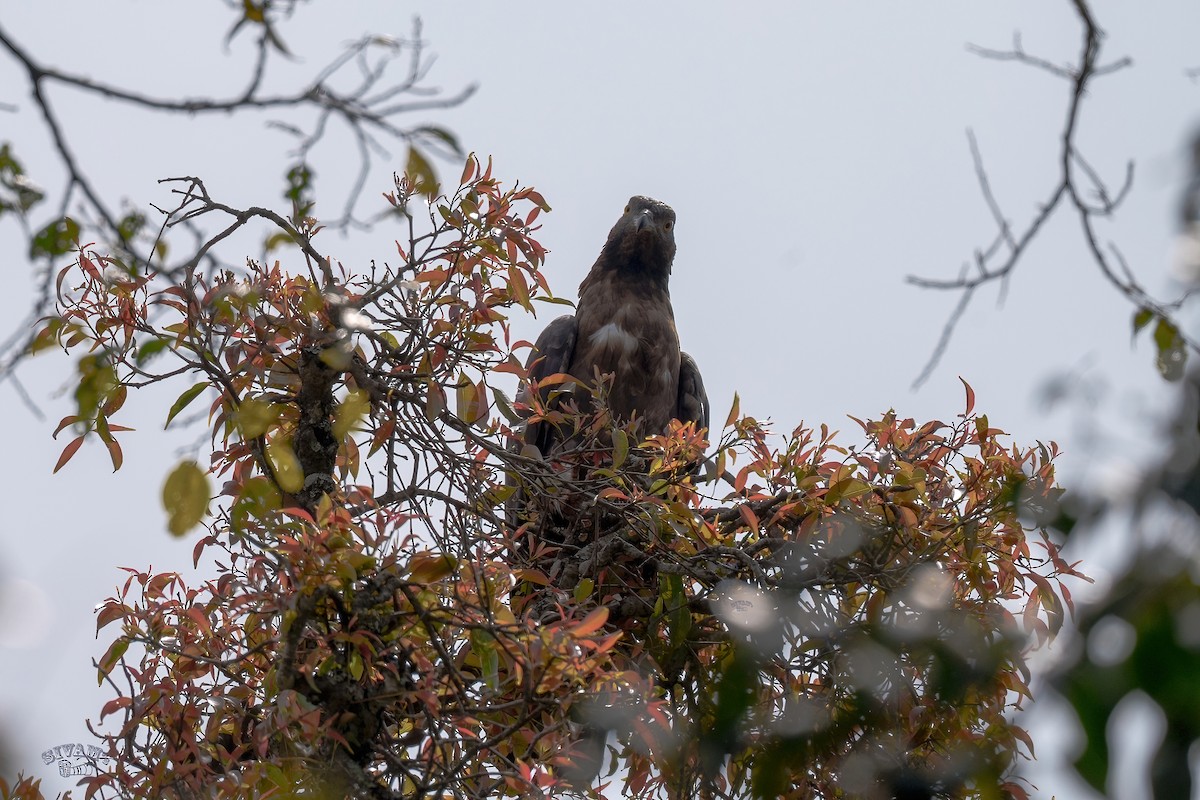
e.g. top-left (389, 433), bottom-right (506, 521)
top-left (664, 221), bottom-right (673, 230)
top-left (624, 205), bottom-right (630, 213)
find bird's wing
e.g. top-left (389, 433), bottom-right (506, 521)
top-left (677, 351), bottom-right (710, 436)
top-left (519, 314), bottom-right (578, 457)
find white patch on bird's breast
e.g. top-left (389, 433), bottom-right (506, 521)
top-left (589, 322), bottom-right (638, 355)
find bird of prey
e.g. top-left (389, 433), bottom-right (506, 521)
top-left (519, 195), bottom-right (709, 461)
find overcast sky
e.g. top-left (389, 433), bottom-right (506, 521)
top-left (3, 3), bottom-right (1199, 796)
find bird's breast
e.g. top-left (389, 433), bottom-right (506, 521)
top-left (569, 281), bottom-right (680, 432)
top-left (587, 321), bottom-right (639, 358)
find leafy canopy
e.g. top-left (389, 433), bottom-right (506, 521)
top-left (10, 159), bottom-right (1083, 800)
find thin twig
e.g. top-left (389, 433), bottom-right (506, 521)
top-left (909, 0), bottom-right (1153, 387)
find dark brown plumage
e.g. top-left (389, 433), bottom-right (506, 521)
top-left (521, 195), bottom-right (709, 459)
top-left (512, 197), bottom-right (709, 786)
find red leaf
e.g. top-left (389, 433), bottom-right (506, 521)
top-left (54, 435), bottom-right (86, 473)
top-left (79, 253), bottom-right (101, 281)
top-left (1000, 784), bottom-right (1030, 800)
top-left (960, 377), bottom-right (975, 417)
top-left (1010, 724), bottom-right (1036, 759)
top-left (493, 355), bottom-right (527, 378)
top-left (460, 155), bottom-right (477, 187)
top-left (53, 415), bottom-right (80, 438)
top-left (105, 437), bottom-right (123, 472)
top-left (100, 696), bottom-right (131, 721)
top-left (1061, 582), bottom-right (1076, 616)
top-left (280, 506), bottom-right (316, 524)
top-left (186, 606), bottom-right (212, 635)
top-left (425, 381), bottom-right (447, 421)
top-left (95, 602), bottom-right (127, 633)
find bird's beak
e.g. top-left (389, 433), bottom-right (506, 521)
top-left (633, 209), bottom-right (653, 232)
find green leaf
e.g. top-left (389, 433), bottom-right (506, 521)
top-left (1153, 316), bottom-right (1179, 351)
top-left (263, 230), bottom-right (298, 252)
top-left (236, 397), bottom-right (281, 438)
top-left (1132, 307), bottom-right (1154, 336)
top-left (533, 295), bottom-right (576, 309)
top-left (0, 143), bottom-right (19, 173)
top-left (30, 216), bottom-right (80, 259)
top-left (0, 146), bottom-right (44, 215)
top-left (284, 162), bottom-right (315, 215)
top-left (97, 637), bottom-right (129, 684)
top-left (230, 475), bottom-right (283, 531)
top-left (481, 482), bottom-right (517, 509)
top-left (162, 460), bottom-right (210, 537)
top-left (135, 337), bottom-right (170, 365)
top-left (415, 125), bottom-right (463, 156)
top-left (612, 427), bottom-right (629, 470)
top-left (470, 629), bottom-right (499, 690)
top-left (705, 652), bottom-right (758, 769)
top-left (29, 317), bottom-right (65, 355)
top-left (266, 439), bottom-right (304, 493)
top-left (660, 573), bottom-right (691, 649)
top-left (573, 578), bottom-right (595, 603)
top-left (75, 354), bottom-right (117, 424)
top-left (117, 211), bottom-right (145, 244)
top-left (408, 551), bottom-right (457, 584)
top-left (348, 651), bottom-right (365, 681)
top-left (1153, 317), bottom-right (1187, 381)
top-left (491, 386), bottom-right (522, 425)
top-left (825, 478), bottom-right (871, 505)
top-left (406, 146), bottom-right (438, 199)
top-left (333, 389), bottom-right (370, 441)
top-left (455, 375), bottom-right (484, 424)
top-left (165, 383), bottom-right (208, 429)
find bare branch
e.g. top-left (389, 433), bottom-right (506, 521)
top-left (0, 13), bottom-right (474, 390)
top-left (910, 0), bottom-right (1154, 387)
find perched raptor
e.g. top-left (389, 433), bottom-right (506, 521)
top-left (513, 196), bottom-right (709, 786)
top-left (520, 195), bottom-right (709, 460)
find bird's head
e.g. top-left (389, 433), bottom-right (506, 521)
top-left (602, 195), bottom-right (676, 278)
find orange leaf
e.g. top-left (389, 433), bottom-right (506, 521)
top-left (508, 265), bottom-right (532, 310)
top-left (725, 392), bottom-right (740, 429)
top-left (739, 504), bottom-right (760, 530)
top-left (573, 607), bottom-right (609, 636)
top-left (515, 569), bottom-right (551, 586)
top-left (409, 551), bottom-right (457, 584)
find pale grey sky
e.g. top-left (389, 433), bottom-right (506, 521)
top-left (2, 3), bottom-right (1198, 796)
